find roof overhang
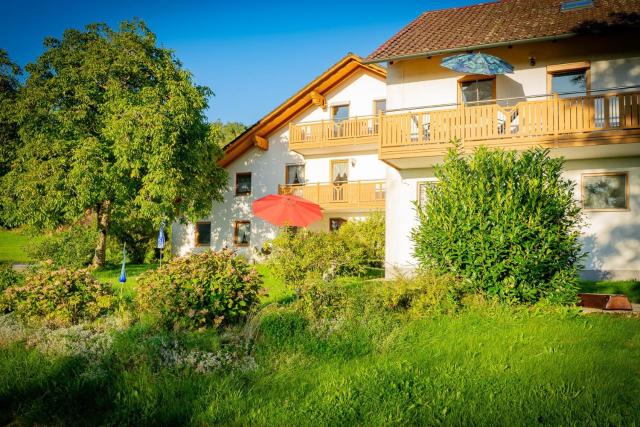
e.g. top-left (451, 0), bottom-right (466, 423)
top-left (364, 33), bottom-right (577, 64)
top-left (218, 53), bottom-right (387, 168)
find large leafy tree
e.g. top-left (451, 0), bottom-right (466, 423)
top-left (0, 21), bottom-right (227, 266)
top-left (211, 120), bottom-right (247, 147)
top-left (0, 49), bottom-right (21, 178)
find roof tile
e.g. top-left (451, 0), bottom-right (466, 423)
top-left (367, 0), bottom-right (640, 62)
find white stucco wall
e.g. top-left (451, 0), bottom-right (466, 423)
top-left (384, 157), bottom-right (640, 280)
top-left (172, 69), bottom-right (388, 259)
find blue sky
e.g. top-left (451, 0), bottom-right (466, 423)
top-left (0, 0), bottom-right (480, 125)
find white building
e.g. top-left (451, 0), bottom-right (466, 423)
top-left (175, 0), bottom-right (640, 280)
top-left (172, 54), bottom-right (389, 259)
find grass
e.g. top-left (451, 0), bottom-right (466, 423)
top-left (0, 297), bottom-right (638, 426)
top-left (93, 263), bottom-right (158, 300)
top-left (0, 229), bottom-right (39, 264)
top-left (579, 280), bottom-right (640, 303)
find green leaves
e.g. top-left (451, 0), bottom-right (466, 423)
top-left (135, 249), bottom-right (264, 330)
top-left (0, 19), bottom-right (227, 236)
top-left (413, 145), bottom-right (583, 304)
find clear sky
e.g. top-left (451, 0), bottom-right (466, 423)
top-left (0, 0), bottom-right (480, 125)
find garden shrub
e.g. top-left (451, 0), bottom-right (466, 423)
top-left (0, 264), bottom-right (23, 313)
top-left (413, 146), bottom-right (583, 304)
top-left (136, 250), bottom-right (263, 330)
top-left (26, 225), bottom-right (97, 268)
top-left (2, 267), bottom-right (115, 327)
top-left (379, 271), bottom-right (464, 316)
top-left (269, 215), bottom-right (384, 288)
top-left (337, 211), bottom-right (385, 267)
top-left (295, 276), bottom-right (349, 320)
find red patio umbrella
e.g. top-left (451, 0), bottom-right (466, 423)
top-left (252, 194), bottom-right (322, 227)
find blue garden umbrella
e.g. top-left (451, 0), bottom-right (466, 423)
top-left (119, 243), bottom-right (127, 283)
top-left (441, 53), bottom-right (513, 75)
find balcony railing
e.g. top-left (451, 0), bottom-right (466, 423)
top-left (278, 180), bottom-right (385, 210)
top-left (379, 90), bottom-right (640, 158)
top-left (289, 116), bottom-right (379, 152)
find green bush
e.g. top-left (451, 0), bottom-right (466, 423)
top-left (136, 250), bottom-right (263, 330)
top-left (295, 276), bottom-right (349, 320)
top-left (0, 264), bottom-right (23, 313)
top-left (413, 146), bottom-right (583, 304)
top-left (269, 215), bottom-right (384, 289)
top-left (26, 225), bottom-right (97, 268)
top-left (337, 211), bottom-right (385, 267)
top-left (379, 272), bottom-right (464, 316)
top-left (2, 267), bottom-right (115, 327)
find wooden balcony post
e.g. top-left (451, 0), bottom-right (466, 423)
top-left (553, 92), bottom-right (559, 145)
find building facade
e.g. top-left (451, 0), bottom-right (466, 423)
top-left (172, 55), bottom-right (388, 259)
top-left (174, 0), bottom-right (640, 280)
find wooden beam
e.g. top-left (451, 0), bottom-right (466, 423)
top-left (254, 135), bottom-right (269, 150)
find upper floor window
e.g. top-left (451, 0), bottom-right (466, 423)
top-left (547, 62), bottom-right (590, 98)
top-left (331, 104), bottom-right (349, 122)
top-left (373, 99), bottom-right (386, 115)
top-left (582, 173), bottom-right (628, 211)
top-left (459, 76), bottom-right (495, 105)
top-left (235, 172), bottom-right (251, 195)
top-left (195, 221), bottom-right (211, 246)
top-left (286, 164), bottom-right (305, 185)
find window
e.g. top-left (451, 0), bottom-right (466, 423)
top-left (417, 181), bottom-right (437, 208)
top-left (235, 172), bottom-right (251, 195)
top-left (547, 62), bottom-right (590, 98)
top-left (331, 104), bottom-right (349, 137)
top-left (331, 160), bottom-right (349, 202)
top-left (582, 173), bottom-right (629, 210)
top-left (331, 104), bottom-right (349, 122)
top-left (373, 99), bottom-right (386, 115)
top-left (458, 76), bottom-right (495, 105)
top-left (233, 221), bottom-right (251, 246)
top-left (195, 222), bottom-right (211, 246)
top-left (286, 164), bottom-right (305, 185)
top-left (330, 218), bottom-right (347, 232)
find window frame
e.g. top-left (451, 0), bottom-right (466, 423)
top-left (457, 74), bottom-right (496, 105)
top-left (233, 220), bottom-right (251, 247)
top-left (581, 172), bottom-right (629, 212)
top-left (285, 163), bottom-right (305, 185)
top-left (235, 172), bottom-right (252, 196)
top-left (373, 99), bottom-right (386, 115)
top-left (330, 102), bottom-right (350, 122)
top-left (194, 221), bottom-right (212, 247)
top-left (546, 61), bottom-right (591, 96)
top-left (330, 159), bottom-right (349, 183)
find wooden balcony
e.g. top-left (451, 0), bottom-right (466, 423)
top-left (289, 116), bottom-right (379, 155)
top-left (380, 90), bottom-right (640, 168)
top-left (278, 180), bottom-right (385, 211)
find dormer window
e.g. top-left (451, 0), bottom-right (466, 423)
top-left (560, 0), bottom-right (593, 12)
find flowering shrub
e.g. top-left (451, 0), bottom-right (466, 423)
top-left (136, 250), bottom-right (263, 330)
top-left (3, 268), bottom-right (115, 327)
top-left (0, 265), bottom-right (23, 313)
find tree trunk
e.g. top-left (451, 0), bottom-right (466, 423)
top-left (92, 200), bottom-right (111, 268)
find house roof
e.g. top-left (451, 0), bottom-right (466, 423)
top-left (366, 0), bottom-right (640, 63)
top-left (219, 54), bottom-right (386, 167)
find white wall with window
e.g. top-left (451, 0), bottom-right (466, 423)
top-left (384, 158), bottom-right (640, 280)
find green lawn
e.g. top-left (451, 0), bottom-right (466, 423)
top-left (0, 299), bottom-right (638, 425)
top-left (0, 229), bottom-right (38, 264)
top-left (93, 263), bottom-right (158, 300)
